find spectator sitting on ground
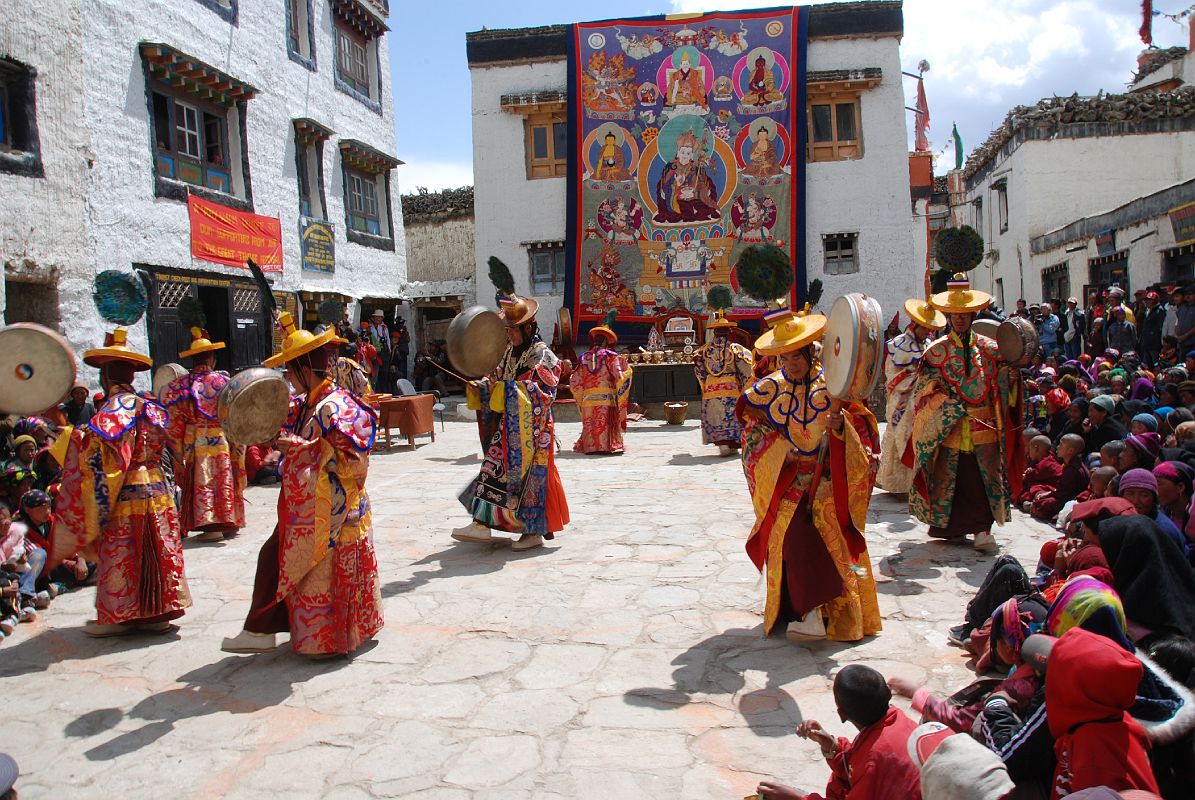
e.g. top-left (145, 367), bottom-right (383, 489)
top-left (244, 442), bottom-right (282, 486)
top-left (1153, 461), bottom-right (1195, 536)
top-left (908, 723), bottom-right (1015, 800)
top-left (58, 382), bottom-right (95, 427)
top-left (1030, 434), bottom-right (1089, 522)
top-left (5, 436), bottom-right (35, 474)
top-left (1122, 433), bottom-right (1162, 472)
top-left (1084, 395), bottom-right (1127, 455)
top-left (1116, 469), bottom-right (1189, 557)
top-left (15, 489), bottom-right (93, 594)
top-left (1130, 414), bottom-right (1158, 436)
top-left (1018, 435), bottom-right (1063, 511)
top-left (755, 665), bottom-right (923, 800)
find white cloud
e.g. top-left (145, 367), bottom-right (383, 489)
top-left (666, 0), bottom-right (1190, 160)
top-left (395, 159), bottom-right (475, 193)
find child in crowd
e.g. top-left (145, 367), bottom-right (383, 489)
top-left (1099, 439), bottom-right (1125, 470)
top-left (1029, 434), bottom-right (1089, 522)
top-left (755, 665), bottom-right (923, 800)
top-left (1158, 334), bottom-right (1180, 369)
top-left (1017, 436), bottom-right (1062, 512)
top-left (1130, 413), bottom-right (1158, 435)
top-left (1122, 432), bottom-right (1162, 471)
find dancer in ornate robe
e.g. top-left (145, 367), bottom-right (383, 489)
top-left (909, 274), bottom-right (1024, 553)
top-left (570, 321), bottom-right (632, 455)
top-left (694, 311), bottom-right (753, 456)
top-left (876, 300), bottom-right (945, 494)
top-left (451, 294), bottom-right (570, 551)
top-left (738, 308), bottom-right (881, 642)
top-left (221, 313), bottom-right (382, 657)
top-left (51, 329), bottom-right (191, 636)
top-left (160, 328), bottom-right (246, 543)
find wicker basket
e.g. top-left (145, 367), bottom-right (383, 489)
top-left (664, 401), bottom-right (688, 425)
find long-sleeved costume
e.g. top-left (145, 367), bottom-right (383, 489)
top-left (570, 346), bottom-right (632, 454)
top-left (160, 365), bottom-right (246, 533)
top-left (50, 386), bottom-right (191, 625)
top-left (909, 329), bottom-right (1024, 538)
top-left (694, 339), bottom-right (753, 447)
top-left (876, 328), bottom-right (929, 493)
top-left (465, 339), bottom-right (569, 537)
top-left (803, 707), bottom-right (923, 800)
top-left (738, 364), bottom-right (882, 641)
top-left (242, 381), bottom-right (383, 655)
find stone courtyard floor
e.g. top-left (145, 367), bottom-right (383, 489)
top-left (1, 417), bottom-right (1052, 799)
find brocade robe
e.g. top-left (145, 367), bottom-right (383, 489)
top-left (694, 340), bottom-right (753, 447)
top-left (876, 329), bottom-right (928, 494)
top-left (570, 347), bottom-right (632, 454)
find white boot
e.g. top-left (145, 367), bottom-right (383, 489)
top-left (786, 612), bottom-right (827, 641)
top-left (718, 444), bottom-right (732, 457)
top-left (83, 619), bottom-right (132, 637)
top-left (196, 530), bottom-right (225, 543)
top-left (221, 630), bottom-right (278, 653)
top-left (450, 521), bottom-right (494, 543)
top-left (512, 534), bottom-right (544, 551)
top-left (973, 531), bottom-right (998, 553)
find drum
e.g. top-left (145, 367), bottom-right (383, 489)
top-left (446, 305), bottom-right (506, 379)
top-left (218, 367), bottom-right (290, 445)
top-left (558, 307), bottom-right (574, 348)
top-left (0, 324), bottom-right (76, 415)
top-left (971, 318), bottom-right (1000, 340)
top-left (152, 363), bottom-right (187, 399)
top-left (823, 293), bottom-right (884, 401)
top-left (996, 317), bottom-right (1038, 366)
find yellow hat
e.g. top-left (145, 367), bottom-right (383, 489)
top-left (83, 328), bottom-right (153, 371)
top-left (589, 325), bottom-right (618, 345)
top-left (904, 298), bottom-right (947, 330)
top-left (930, 273), bottom-right (991, 314)
top-left (707, 310), bottom-right (737, 330)
top-left (498, 295), bottom-right (539, 326)
top-left (179, 327), bottom-right (227, 359)
top-left (754, 306), bottom-right (827, 356)
top-left (263, 312), bottom-right (337, 368)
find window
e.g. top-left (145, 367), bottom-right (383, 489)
top-left (995, 180), bottom-right (1009, 233)
top-left (286, 0), bottom-right (315, 68)
top-left (973, 199), bottom-right (984, 237)
top-left (330, 1), bottom-right (387, 111)
top-left (293, 119), bottom-right (331, 219)
top-left (807, 96), bottom-right (861, 162)
top-left (297, 144), bottom-right (314, 217)
top-left (524, 113), bottom-right (567, 179)
top-left (346, 170), bottom-right (381, 235)
top-left (337, 29), bottom-right (369, 93)
top-left (822, 232), bottom-right (858, 275)
top-left (0, 57), bottom-right (44, 178)
top-left (530, 246), bottom-right (567, 294)
top-left (193, 0), bottom-right (238, 24)
top-left (152, 91), bottom-right (231, 192)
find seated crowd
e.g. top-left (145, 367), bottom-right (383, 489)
top-left (757, 345), bottom-right (1195, 799)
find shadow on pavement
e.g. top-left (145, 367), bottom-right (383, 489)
top-left (622, 627), bottom-right (842, 737)
top-left (0, 626), bottom-right (182, 679)
top-left (667, 452), bottom-right (730, 466)
top-left (380, 542), bottom-right (556, 598)
top-left (70, 649), bottom-right (363, 761)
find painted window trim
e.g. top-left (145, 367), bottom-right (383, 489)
top-left (193, 0), bottom-right (239, 25)
top-left (285, 0), bottom-right (318, 72)
top-left (0, 58), bottom-right (44, 179)
top-left (341, 166), bottom-right (394, 250)
top-left (332, 19), bottom-right (384, 115)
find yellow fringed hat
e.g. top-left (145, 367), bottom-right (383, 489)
top-left (179, 327), bottom-right (227, 358)
top-left (83, 328), bottom-right (153, 371)
top-left (707, 310), bottom-right (737, 329)
top-left (754, 305), bottom-right (827, 356)
top-left (589, 325), bottom-right (617, 345)
top-left (931, 273), bottom-right (991, 313)
top-left (263, 312), bottom-right (337, 368)
top-left (498, 294), bottom-right (539, 327)
top-left (904, 298), bottom-right (947, 330)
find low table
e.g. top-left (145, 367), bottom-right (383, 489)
top-left (376, 394), bottom-right (436, 450)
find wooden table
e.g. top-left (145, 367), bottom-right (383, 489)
top-left (376, 394), bottom-right (436, 450)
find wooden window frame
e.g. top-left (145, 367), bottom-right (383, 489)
top-left (523, 112), bottom-right (567, 180)
top-left (806, 84), bottom-right (864, 163)
top-left (822, 232), bottom-right (859, 275)
top-left (150, 87), bottom-right (232, 195)
top-left (345, 168), bottom-right (381, 235)
top-left (529, 246), bottom-right (567, 295)
top-left (995, 182), bottom-right (1009, 234)
top-left (336, 25), bottom-right (371, 97)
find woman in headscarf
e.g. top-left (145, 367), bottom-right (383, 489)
top-left (1054, 397), bottom-right (1088, 446)
top-left (1044, 387), bottom-right (1071, 442)
top-left (1130, 373), bottom-right (1156, 402)
top-left (1098, 515), bottom-right (1195, 643)
top-left (1154, 461), bottom-right (1195, 534)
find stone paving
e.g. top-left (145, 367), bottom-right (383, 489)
top-left (0, 416), bottom-right (1053, 799)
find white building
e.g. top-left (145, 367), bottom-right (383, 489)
top-left (466, 1), bottom-right (917, 339)
top-left (1, 0), bottom-right (405, 380)
top-left (955, 42), bottom-right (1195, 307)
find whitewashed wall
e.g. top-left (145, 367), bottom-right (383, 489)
top-left (469, 35), bottom-right (917, 330)
top-left (66, 0), bottom-right (405, 384)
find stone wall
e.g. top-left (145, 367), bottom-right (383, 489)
top-left (405, 215), bottom-right (475, 283)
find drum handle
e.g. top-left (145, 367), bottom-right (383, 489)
top-left (807, 399), bottom-right (843, 499)
top-left (428, 358), bottom-right (470, 384)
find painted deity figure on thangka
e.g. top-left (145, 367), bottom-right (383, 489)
top-left (737, 307), bottom-right (881, 643)
top-left (51, 329), bottom-right (192, 637)
top-left (875, 299), bottom-right (946, 496)
top-left (452, 295), bottom-right (570, 552)
top-left (653, 127), bottom-right (721, 224)
top-left (570, 317), bottom-right (632, 455)
top-left (160, 327), bottom-right (246, 544)
top-left (694, 311), bottom-right (754, 456)
top-left (908, 274), bottom-right (1025, 554)
top-left (221, 313), bottom-right (383, 659)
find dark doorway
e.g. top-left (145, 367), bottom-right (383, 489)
top-left (4, 279), bottom-right (60, 328)
top-left (198, 285), bottom-right (233, 372)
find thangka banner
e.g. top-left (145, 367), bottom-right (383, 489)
top-left (566, 7), bottom-right (808, 324)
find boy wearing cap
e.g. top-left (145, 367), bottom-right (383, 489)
top-left (58, 383), bottom-right (95, 427)
top-left (159, 328), bottom-right (246, 544)
top-left (910, 274), bottom-right (1024, 553)
top-left (755, 665), bottom-right (921, 800)
top-left (50, 329), bottom-right (191, 637)
top-left (877, 298), bottom-right (945, 496)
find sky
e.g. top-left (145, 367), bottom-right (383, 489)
top-left (390, 0), bottom-right (1190, 193)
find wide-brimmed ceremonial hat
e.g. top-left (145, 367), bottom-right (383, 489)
top-left (83, 328), bottom-right (153, 371)
top-left (589, 325), bottom-right (618, 345)
top-left (263, 312), bottom-right (337, 368)
top-left (498, 294), bottom-right (539, 326)
top-left (930, 273), bottom-right (991, 313)
top-left (904, 298), bottom-right (946, 329)
top-left (179, 327), bottom-right (226, 359)
top-left (754, 306), bottom-right (827, 356)
top-left (707, 310), bottom-right (737, 330)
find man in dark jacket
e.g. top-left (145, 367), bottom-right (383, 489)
top-left (1059, 297), bottom-right (1085, 361)
top-left (1139, 290), bottom-right (1167, 368)
top-left (1083, 395), bottom-right (1127, 454)
top-left (58, 383), bottom-right (96, 427)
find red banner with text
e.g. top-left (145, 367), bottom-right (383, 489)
top-left (188, 194), bottom-right (283, 272)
